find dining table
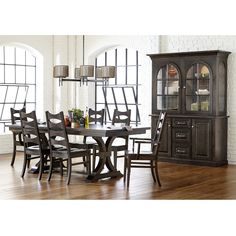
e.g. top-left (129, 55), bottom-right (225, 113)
top-left (8, 123), bottom-right (150, 181)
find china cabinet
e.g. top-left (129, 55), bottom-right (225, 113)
top-left (148, 50), bottom-right (230, 166)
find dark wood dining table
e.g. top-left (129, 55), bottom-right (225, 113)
top-left (8, 123), bottom-right (150, 181)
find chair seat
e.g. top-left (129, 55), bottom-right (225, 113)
top-left (26, 145), bottom-right (50, 155)
top-left (52, 147), bottom-right (90, 159)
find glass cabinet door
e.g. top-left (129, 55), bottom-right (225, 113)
top-left (156, 64), bottom-right (180, 111)
top-left (185, 63), bottom-right (211, 112)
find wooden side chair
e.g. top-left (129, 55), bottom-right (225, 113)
top-left (46, 111), bottom-right (91, 185)
top-left (124, 111), bottom-right (166, 187)
top-left (20, 110), bottom-right (50, 180)
top-left (10, 106), bottom-right (26, 166)
top-left (85, 108), bottom-right (105, 170)
top-left (111, 109), bottom-right (131, 171)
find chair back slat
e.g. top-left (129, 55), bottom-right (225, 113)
top-left (89, 108), bottom-right (105, 125)
top-left (11, 106), bottom-right (26, 124)
top-left (46, 111), bottom-right (70, 151)
top-left (20, 111), bottom-right (42, 147)
top-left (152, 111), bottom-right (166, 156)
top-left (112, 109), bottom-right (131, 126)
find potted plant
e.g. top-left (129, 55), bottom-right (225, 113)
top-left (68, 108), bottom-right (84, 128)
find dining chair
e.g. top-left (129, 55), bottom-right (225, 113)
top-left (111, 109), bottom-right (131, 171)
top-left (46, 111), bottom-right (91, 185)
top-left (86, 108), bottom-right (105, 170)
top-left (20, 110), bottom-right (50, 180)
top-left (124, 111), bottom-right (166, 187)
top-left (10, 106), bottom-right (26, 166)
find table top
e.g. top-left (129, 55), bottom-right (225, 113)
top-left (8, 123), bottom-right (150, 137)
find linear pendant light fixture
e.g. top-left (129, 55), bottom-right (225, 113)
top-left (53, 35), bottom-right (116, 86)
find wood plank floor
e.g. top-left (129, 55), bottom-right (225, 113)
top-left (1, 152), bottom-right (236, 199)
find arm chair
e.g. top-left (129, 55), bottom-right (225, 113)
top-left (10, 106), bottom-right (26, 166)
top-left (111, 109), bottom-right (131, 171)
top-left (124, 111), bottom-right (166, 188)
top-left (20, 111), bottom-right (50, 180)
top-left (46, 111), bottom-right (91, 185)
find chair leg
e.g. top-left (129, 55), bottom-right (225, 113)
top-left (60, 159), bottom-right (64, 176)
top-left (47, 155), bottom-right (54, 181)
top-left (154, 160), bottom-right (161, 187)
top-left (66, 158), bottom-right (72, 185)
top-left (127, 159), bottom-right (131, 188)
top-left (123, 157), bottom-right (127, 183)
top-left (21, 153), bottom-right (28, 178)
top-left (27, 158), bottom-right (31, 168)
top-left (38, 155), bottom-right (44, 180)
top-left (113, 149), bottom-right (117, 169)
top-left (11, 142), bottom-right (16, 166)
top-left (87, 153), bottom-right (91, 175)
top-left (150, 160), bottom-right (157, 182)
top-left (92, 146), bottom-right (97, 171)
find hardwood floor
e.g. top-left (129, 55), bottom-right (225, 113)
top-left (1, 152), bottom-right (236, 199)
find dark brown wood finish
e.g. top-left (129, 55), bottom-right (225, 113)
top-left (8, 123), bottom-right (149, 181)
top-left (148, 50), bottom-right (231, 166)
top-left (45, 111), bottom-right (91, 185)
top-left (111, 109), bottom-right (131, 172)
top-left (124, 111), bottom-right (166, 187)
top-left (10, 106), bottom-right (26, 166)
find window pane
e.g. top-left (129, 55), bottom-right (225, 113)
top-left (4, 46), bottom-right (15, 64)
top-left (5, 65), bottom-right (15, 83)
top-left (15, 48), bottom-right (25, 65)
top-left (25, 103), bottom-right (35, 113)
top-left (127, 49), bottom-right (137, 65)
top-left (96, 86), bottom-right (104, 104)
top-left (0, 86), bottom-right (7, 102)
top-left (2, 104), bottom-right (12, 120)
top-left (116, 67), bottom-right (126, 84)
top-left (5, 86), bottom-right (18, 102)
top-left (26, 85), bottom-right (36, 102)
top-left (113, 88), bottom-right (125, 104)
top-left (16, 66), bottom-right (25, 83)
top-left (26, 67), bottom-right (36, 84)
top-left (117, 48), bottom-right (126, 65)
top-left (125, 87), bottom-right (135, 104)
top-left (0, 65), bottom-right (4, 83)
top-left (0, 47), bottom-right (3, 63)
top-left (106, 50), bottom-right (115, 65)
top-left (16, 86), bottom-right (28, 103)
top-left (127, 66), bottom-right (137, 84)
top-left (26, 51), bottom-right (36, 66)
top-left (96, 54), bottom-right (105, 66)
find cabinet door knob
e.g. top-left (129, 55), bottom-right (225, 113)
top-left (168, 124), bottom-right (171, 127)
top-left (183, 86), bottom-right (186, 89)
top-left (192, 125), bottom-right (194, 128)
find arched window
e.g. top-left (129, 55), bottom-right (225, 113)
top-left (95, 47), bottom-right (141, 125)
top-left (0, 45), bottom-right (38, 133)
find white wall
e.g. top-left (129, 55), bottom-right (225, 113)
top-left (160, 35), bottom-right (236, 164)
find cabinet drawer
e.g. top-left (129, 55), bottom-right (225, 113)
top-left (172, 143), bottom-right (191, 159)
top-left (172, 118), bottom-right (191, 128)
top-left (172, 128), bottom-right (191, 142)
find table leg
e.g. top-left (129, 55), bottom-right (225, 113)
top-left (87, 136), bottom-right (123, 181)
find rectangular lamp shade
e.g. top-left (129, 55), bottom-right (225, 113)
top-left (80, 65), bottom-right (94, 77)
top-left (96, 66), bottom-right (116, 78)
top-left (53, 65), bottom-right (69, 78)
